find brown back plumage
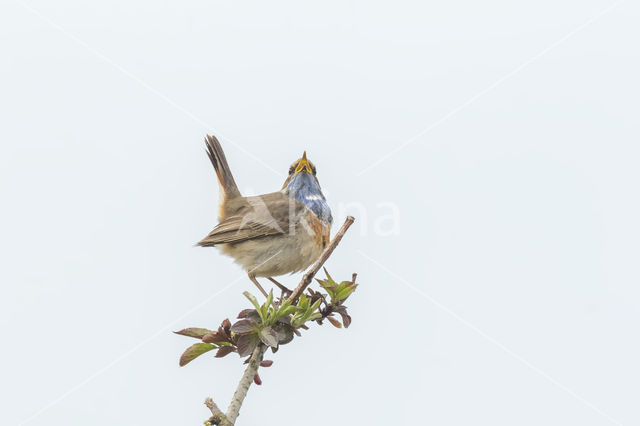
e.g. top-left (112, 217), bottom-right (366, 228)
top-left (204, 135), bottom-right (241, 200)
top-left (198, 191), bottom-right (308, 247)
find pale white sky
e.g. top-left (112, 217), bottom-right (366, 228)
top-left (1, 0), bottom-right (639, 425)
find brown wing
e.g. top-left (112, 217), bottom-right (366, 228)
top-left (198, 192), bottom-right (306, 246)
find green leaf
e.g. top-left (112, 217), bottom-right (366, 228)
top-left (315, 278), bottom-right (328, 288)
top-left (317, 278), bottom-right (337, 300)
top-left (309, 298), bottom-right (322, 313)
top-left (243, 291), bottom-right (265, 323)
top-left (261, 290), bottom-right (274, 321)
top-left (173, 328), bottom-right (215, 339)
top-left (323, 267), bottom-right (336, 285)
top-left (179, 343), bottom-right (216, 366)
top-left (316, 278), bottom-right (334, 290)
top-left (335, 283), bottom-right (358, 302)
top-left (307, 312), bottom-right (321, 322)
top-left (298, 294), bottom-right (310, 311)
top-left (277, 305), bottom-right (297, 318)
top-left (266, 299), bottom-right (291, 325)
top-left (290, 313), bottom-right (303, 329)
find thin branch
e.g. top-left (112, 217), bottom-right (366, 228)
top-left (287, 216), bottom-right (355, 303)
top-left (225, 344), bottom-right (266, 424)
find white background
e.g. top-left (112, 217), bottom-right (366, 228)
top-left (1, 0), bottom-right (639, 425)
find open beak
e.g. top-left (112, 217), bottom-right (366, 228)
top-left (294, 151), bottom-right (313, 174)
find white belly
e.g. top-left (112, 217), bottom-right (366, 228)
top-left (218, 231), bottom-right (323, 277)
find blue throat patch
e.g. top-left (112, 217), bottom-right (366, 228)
top-left (286, 172), bottom-right (333, 225)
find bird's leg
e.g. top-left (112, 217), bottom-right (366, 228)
top-left (248, 274), bottom-right (269, 298)
top-left (267, 277), bottom-right (293, 297)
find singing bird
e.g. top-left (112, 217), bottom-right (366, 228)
top-left (198, 135), bottom-right (332, 297)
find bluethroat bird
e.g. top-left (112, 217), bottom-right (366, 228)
top-left (198, 135), bottom-right (332, 297)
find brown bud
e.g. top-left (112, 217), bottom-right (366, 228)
top-left (327, 316), bottom-right (342, 328)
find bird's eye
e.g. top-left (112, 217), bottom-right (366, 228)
top-left (311, 166), bottom-right (317, 175)
top-left (289, 166), bottom-right (295, 175)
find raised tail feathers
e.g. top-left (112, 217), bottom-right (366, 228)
top-left (204, 135), bottom-right (241, 199)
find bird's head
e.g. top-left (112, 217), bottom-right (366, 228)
top-left (281, 151), bottom-right (319, 189)
top-left (281, 151), bottom-right (332, 224)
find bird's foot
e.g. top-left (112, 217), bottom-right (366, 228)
top-left (267, 277), bottom-right (293, 298)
